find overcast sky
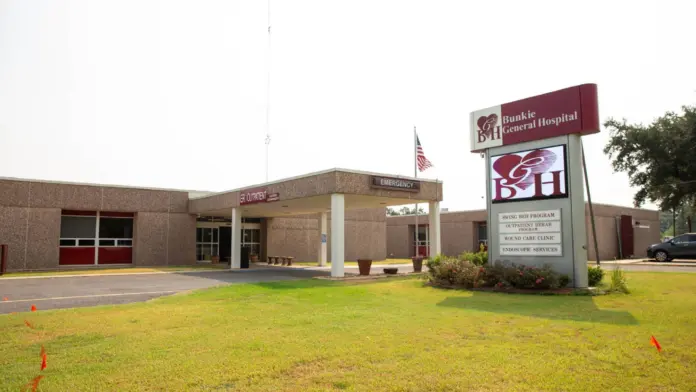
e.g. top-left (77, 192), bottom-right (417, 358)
top-left (1, 0), bottom-right (694, 212)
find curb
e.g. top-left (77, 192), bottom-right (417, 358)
top-left (291, 263), bottom-right (417, 271)
top-left (587, 262), bottom-right (696, 268)
top-left (314, 272), bottom-right (425, 281)
top-left (0, 269), bottom-right (230, 280)
top-left (637, 262), bottom-right (696, 268)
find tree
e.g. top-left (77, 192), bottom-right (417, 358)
top-left (386, 206), bottom-right (426, 216)
top-left (387, 207), bottom-right (400, 216)
top-left (603, 105), bottom-right (696, 212)
top-left (659, 211), bottom-right (673, 235)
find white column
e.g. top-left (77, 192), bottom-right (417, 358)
top-left (318, 212), bottom-right (328, 266)
top-left (428, 201), bottom-right (441, 257)
top-left (330, 194), bottom-right (345, 277)
top-left (230, 207), bottom-right (242, 269)
top-left (94, 211), bottom-right (100, 265)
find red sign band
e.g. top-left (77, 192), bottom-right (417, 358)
top-left (470, 84), bottom-right (599, 152)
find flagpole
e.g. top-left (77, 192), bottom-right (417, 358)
top-left (414, 126), bottom-right (419, 257)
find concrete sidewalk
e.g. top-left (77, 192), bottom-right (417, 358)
top-left (0, 268), bottom-right (227, 280)
top-left (589, 259), bottom-right (696, 267)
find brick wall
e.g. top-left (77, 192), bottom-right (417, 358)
top-left (0, 179), bottom-right (195, 271)
top-left (266, 208), bottom-right (387, 262)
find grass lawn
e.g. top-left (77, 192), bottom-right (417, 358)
top-left (0, 264), bottom-right (226, 278)
top-left (2, 272), bottom-right (695, 391)
top-left (293, 258), bottom-right (411, 267)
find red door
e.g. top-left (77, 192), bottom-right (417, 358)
top-left (414, 245), bottom-right (429, 257)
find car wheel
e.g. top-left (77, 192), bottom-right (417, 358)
top-left (654, 251), bottom-right (668, 262)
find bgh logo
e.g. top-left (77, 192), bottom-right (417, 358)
top-left (477, 114), bottom-right (501, 143)
top-left (492, 148), bottom-right (565, 201)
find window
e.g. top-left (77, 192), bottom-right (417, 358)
top-left (60, 216), bottom-right (97, 240)
top-left (672, 235), bottom-right (689, 244)
top-left (60, 215), bottom-right (96, 248)
top-left (60, 239), bottom-right (76, 246)
top-left (477, 222), bottom-right (488, 246)
top-left (60, 212), bottom-right (133, 248)
top-left (196, 227), bottom-right (219, 261)
top-left (99, 218), bottom-right (133, 239)
top-left (98, 215), bottom-right (133, 247)
top-left (414, 225), bottom-right (429, 246)
top-left (242, 228), bottom-right (261, 256)
top-left (687, 235), bottom-right (696, 243)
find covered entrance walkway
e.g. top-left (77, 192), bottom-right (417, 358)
top-left (189, 169), bottom-right (443, 277)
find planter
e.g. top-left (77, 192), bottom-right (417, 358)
top-left (357, 259), bottom-right (373, 276)
top-left (211, 255), bottom-right (220, 264)
top-left (411, 256), bottom-right (424, 272)
top-left (383, 267), bottom-right (398, 275)
top-left (250, 254), bottom-right (259, 263)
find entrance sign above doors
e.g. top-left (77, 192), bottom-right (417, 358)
top-left (469, 84), bottom-right (599, 153)
top-left (370, 176), bottom-right (421, 192)
top-left (239, 189), bottom-right (281, 205)
top-left (240, 188), bottom-right (267, 205)
top-left (490, 145), bottom-right (568, 203)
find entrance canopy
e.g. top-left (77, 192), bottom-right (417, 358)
top-left (189, 168), bottom-right (443, 218)
top-left (189, 168), bottom-right (443, 277)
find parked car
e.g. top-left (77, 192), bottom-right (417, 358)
top-left (647, 233), bottom-right (696, 262)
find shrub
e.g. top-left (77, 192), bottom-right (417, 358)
top-left (587, 266), bottom-right (604, 287)
top-left (428, 259), bottom-right (567, 290)
top-left (489, 261), bottom-right (567, 289)
top-left (559, 274), bottom-right (570, 288)
top-left (506, 264), bottom-right (561, 289)
top-left (427, 257), bottom-right (484, 288)
top-left (609, 265), bottom-right (629, 293)
top-left (425, 254), bottom-right (446, 273)
top-left (459, 249), bottom-right (488, 266)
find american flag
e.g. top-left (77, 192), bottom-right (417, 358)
top-left (416, 135), bottom-right (434, 172)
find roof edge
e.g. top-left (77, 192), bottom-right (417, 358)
top-left (188, 168), bottom-right (443, 200)
top-left (0, 175), bottom-right (210, 194)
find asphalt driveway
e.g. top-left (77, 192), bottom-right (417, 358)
top-left (0, 267), bottom-right (331, 314)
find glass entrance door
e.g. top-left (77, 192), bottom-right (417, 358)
top-left (414, 225), bottom-right (429, 257)
top-left (196, 222), bottom-right (261, 262)
top-left (242, 227), bottom-right (261, 258)
top-left (196, 227), bottom-right (219, 261)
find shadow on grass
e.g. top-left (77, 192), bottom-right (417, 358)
top-left (437, 291), bottom-right (638, 325)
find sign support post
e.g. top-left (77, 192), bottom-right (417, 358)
top-left (414, 126), bottom-right (420, 257)
top-left (581, 139), bottom-right (600, 265)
